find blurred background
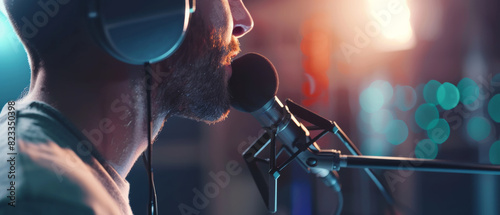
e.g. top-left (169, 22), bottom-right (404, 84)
top-left (2, 0), bottom-right (500, 214)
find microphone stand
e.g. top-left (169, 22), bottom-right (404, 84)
top-left (331, 154), bottom-right (500, 175)
top-left (241, 99), bottom-right (500, 214)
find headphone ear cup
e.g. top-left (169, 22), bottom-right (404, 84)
top-left (88, 0), bottom-right (190, 65)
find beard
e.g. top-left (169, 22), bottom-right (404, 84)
top-left (153, 11), bottom-right (240, 123)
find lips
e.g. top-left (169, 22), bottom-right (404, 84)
top-left (223, 52), bottom-right (238, 81)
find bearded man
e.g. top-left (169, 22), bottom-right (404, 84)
top-left (0, 0), bottom-right (253, 214)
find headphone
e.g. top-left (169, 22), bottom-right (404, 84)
top-left (86, 1), bottom-right (196, 214)
top-left (87, 0), bottom-right (196, 65)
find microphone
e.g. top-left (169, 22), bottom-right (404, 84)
top-left (229, 53), bottom-right (341, 190)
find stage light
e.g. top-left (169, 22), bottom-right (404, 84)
top-left (467, 117), bottom-right (491, 142)
top-left (415, 103), bottom-right (439, 130)
top-left (384, 119), bottom-right (408, 145)
top-left (426, 119), bottom-right (450, 144)
top-left (488, 94), bottom-right (500, 123)
top-left (437, 82), bottom-right (460, 110)
top-left (423, 80), bottom-right (441, 105)
top-left (458, 78), bottom-right (479, 105)
top-left (366, 0), bottom-right (415, 52)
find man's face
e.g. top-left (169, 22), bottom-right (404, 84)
top-left (153, 0), bottom-right (253, 123)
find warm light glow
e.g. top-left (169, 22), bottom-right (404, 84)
top-left (366, 0), bottom-right (415, 51)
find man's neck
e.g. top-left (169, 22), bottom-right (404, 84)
top-left (22, 64), bottom-right (152, 177)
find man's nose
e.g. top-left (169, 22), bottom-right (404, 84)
top-left (230, 0), bottom-right (254, 38)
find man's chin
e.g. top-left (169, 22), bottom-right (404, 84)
top-left (177, 105), bottom-right (231, 124)
top-left (201, 109), bottom-right (231, 124)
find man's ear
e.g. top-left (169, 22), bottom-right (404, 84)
top-left (86, 0), bottom-right (192, 65)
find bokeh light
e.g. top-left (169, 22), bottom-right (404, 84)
top-left (384, 119), bottom-right (408, 145)
top-left (488, 94), bottom-right (500, 123)
top-left (415, 139), bottom-right (439, 159)
top-left (489, 141), bottom-right (500, 164)
top-left (366, 0), bottom-right (415, 51)
top-left (370, 109), bottom-right (393, 133)
top-left (395, 85), bottom-right (417, 111)
top-left (457, 78), bottom-right (479, 105)
top-left (361, 137), bottom-right (390, 156)
top-left (415, 103), bottom-right (439, 130)
top-left (426, 119), bottom-right (450, 144)
top-left (437, 82), bottom-right (460, 110)
top-left (359, 87), bottom-right (384, 113)
top-left (370, 80), bottom-right (393, 104)
top-left (467, 117), bottom-right (491, 142)
top-left (423, 80), bottom-right (441, 105)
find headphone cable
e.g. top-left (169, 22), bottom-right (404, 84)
top-left (143, 63), bottom-right (158, 215)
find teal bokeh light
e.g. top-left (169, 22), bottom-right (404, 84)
top-left (467, 117), bottom-right (491, 141)
top-left (489, 141), bottom-right (500, 164)
top-left (384, 119), bottom-right (408, 145)
top-left (426, 119), bottom-right (450, 144)
top-left (0, 13), bottom-right (31, 106)
top-left (457, 78), bottom-right (479, 105)
top-left (423, 80), bottom-right (441, 105)
top-left (488, 94), bottom-right (500, 123)
top-left (415, 103), bottom-right (439, 130)
top-left (370, 109), bottom-right (393, 134)
top-left (359, 87), bottom-right (384, 113)
top-left (370, 80), bottom-right (393, 104)
top-left (437, 82), bottom-right (460, 110)
top-left (361, 137), bottom-right (390, 156)
top-left (415, 139), bottom-right (438, 159)
top-left (395, 85), bottom-right (417, 111)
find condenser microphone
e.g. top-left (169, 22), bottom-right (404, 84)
top-left (229, 53), bottom-right (340, 190)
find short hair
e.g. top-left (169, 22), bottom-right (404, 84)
top-left (2, 0), bottom-right (84, 64)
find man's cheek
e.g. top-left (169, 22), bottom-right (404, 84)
top-left (206, 0), bottom-right (232, 34)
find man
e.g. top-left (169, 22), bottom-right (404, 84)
top-left (0, 0), bottom-right (253, 214)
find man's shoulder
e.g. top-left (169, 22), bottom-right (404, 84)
top-left (0, 101), bottom-right (86, 204)
top-left (0, 101), bottom-right (79, 144)
top-left (0, 101), bottom-right (123, 214)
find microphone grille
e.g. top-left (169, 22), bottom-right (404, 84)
top-left (229, 53), bottom-right (279, 113)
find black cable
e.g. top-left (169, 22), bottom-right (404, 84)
top-left (144, 63), bottom-right (158, 215)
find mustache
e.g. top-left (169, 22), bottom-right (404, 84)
top-left (223, 37), bottom-right (241, 65)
